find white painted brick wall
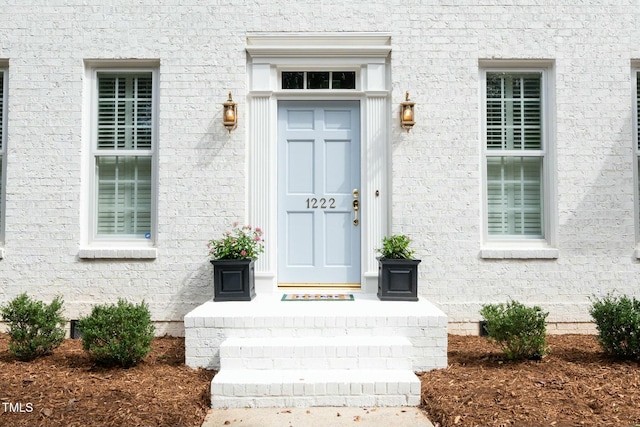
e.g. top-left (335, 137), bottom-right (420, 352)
top-left (0, 2), bottom-right (639, 332)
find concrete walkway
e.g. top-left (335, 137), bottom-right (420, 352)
top-left (201, 407), bottom-right (434, 427)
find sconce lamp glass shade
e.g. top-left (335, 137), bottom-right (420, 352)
top-left (400, 91), bottom-right (415, 132)
top-left (223, 92), bottom-right (237, 132)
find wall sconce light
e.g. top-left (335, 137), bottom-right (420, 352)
top-left (400, 91), bottom-right (415, 132)
top-left (223, 92), bottom-right (237, 133)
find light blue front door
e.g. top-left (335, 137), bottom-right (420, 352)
top-left (277, 101), bottom-right (361, 286)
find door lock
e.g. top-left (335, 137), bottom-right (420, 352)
top-left (352, 199), bottom-right (359, 226)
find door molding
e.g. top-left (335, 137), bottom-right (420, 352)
top-left (246, 33), bottom-right (391, 294)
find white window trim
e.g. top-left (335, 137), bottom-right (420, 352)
top-left (479, 60), bottom-right (557, 259)
top-left (0, 64), bottom-right (7, 253)
top-left (632, 64), bottom-right (640, 259)
top-left (80, 60), bottom-right (159, 259)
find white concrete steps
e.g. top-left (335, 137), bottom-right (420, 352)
top-left (212, 369), bottom-right (421, 408)
top-left (219, 336), bottom-right (414, 370)
top-left (211, 336), bottom-right (421, 408)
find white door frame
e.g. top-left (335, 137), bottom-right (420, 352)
top-left (246, 33), bottom-right (392, 294)
top-left (277, 100), bottom-right (362, 286)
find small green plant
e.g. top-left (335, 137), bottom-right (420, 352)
top-left (590, 293), bottom-right (640, 360)
top-left (377, 234), bottom-right (415, 259)
top-left (78, 299), bottom-right (155, 368)
top-left (0, 293), bottom-right (65, 361)
top-left (208, 222), bottom-right (265, 260)
top-left (480, 300), bottom-right (549, 360)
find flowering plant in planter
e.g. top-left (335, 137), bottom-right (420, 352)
top-left (207, 223), bottom-right (264, 260)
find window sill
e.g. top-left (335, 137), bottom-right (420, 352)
top-left (480, 246), bottom-right (558, 259)
top-left (78, 247), bottom-right (157, 259)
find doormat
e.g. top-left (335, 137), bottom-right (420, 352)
top-left (281, 294), bottom-right (355, 301)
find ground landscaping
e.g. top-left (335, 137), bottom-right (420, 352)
top-left (1, 333), bottom-right (639, 427)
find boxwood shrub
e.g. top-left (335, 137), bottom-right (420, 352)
top-left (480, 300), bottom-right (549, 360)
top-left (0, 293), bottom-right (65, 361)
top-left (78, 299), bottom-right (155, 368)
top-left (590, 293), bottom-right (640, 360)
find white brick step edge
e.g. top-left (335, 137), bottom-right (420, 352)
top-left (211, 369), bottom-right (421, 408)
top-left (219, 336), bottom-right (413, 370)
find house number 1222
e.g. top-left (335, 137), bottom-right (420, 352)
top-left (306, 197), bottom-right (336, 209)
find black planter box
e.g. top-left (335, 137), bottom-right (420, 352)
top-left (211, 259), bottom-right (256, 302)
top-left (377, 258), bottom-right (421, 301)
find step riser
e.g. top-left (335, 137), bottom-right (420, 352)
top-left (212, 380), bottom-right (421, 397)
top-left (219, 337), bottom-right (413, 371)
top-left (221, 357), bottom-right (412, 370)
top-left (211, 368), bottom-right (421, 408)
top-left (211, 395), bottom-right (421, 409)
top-left (220, 345), bottom-right (412, 358)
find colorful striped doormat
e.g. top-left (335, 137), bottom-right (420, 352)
top-left (281, 294), bottom-right (355, 301)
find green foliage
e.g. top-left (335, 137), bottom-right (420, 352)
top-left (590, 293), bottom-right (640, 360)
top-left (377, 235), bottom-right (415, 259)
top-left (78, 299), bottom-right (155, 368)
top-left (208, 223), bottom-right (265, 260)
top-left (480, 300), bottom-right (549, 360)
top-left (0, 293), bottom-right (65, 361)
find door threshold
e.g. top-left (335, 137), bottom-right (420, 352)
top-left (278, 283), bottom-right (361, 290)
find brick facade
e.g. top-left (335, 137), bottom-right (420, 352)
top-left (0, 2), bottom-right (639, 334)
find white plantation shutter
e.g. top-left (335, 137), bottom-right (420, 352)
top-left (97, 157), bottom-right (152, 235)
top-left (0, 71), bottom-right (4, 234)
top-left (637, 72), bottom-right (640, 223)
top-left (98, 74), bottom-right (152, 150)
top-left (487, 157), bottom-right (542, 236)
top-left (95, 72), bottom-right (153, 238)
top-left (486, 72), bottom-right (544, 238)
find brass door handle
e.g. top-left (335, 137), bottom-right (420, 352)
top-left (352, 199), bottom-right (359, 226)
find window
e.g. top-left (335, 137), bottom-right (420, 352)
top-left (636, 70), bottom-right (640, 244)
top-left (281, 71), bottom-right (356, 90)
top-left (90, 70), bottom-right (156, 242)
top-left (0, 68), bottom-right (5, 244)
top-left (482, 67), bottom-right (552, 246)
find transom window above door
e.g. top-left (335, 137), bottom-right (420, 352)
top-left (281, 71), bottom-right (356, 90)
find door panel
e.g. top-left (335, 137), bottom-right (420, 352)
top-left (286, 212), bottom-right (314, 266)
top-left (278, 101), bottom-right (361, 286)
top-left (287, 140), bottom-right (315, 194)
top-left (325, 211), bottom-right (352, 266)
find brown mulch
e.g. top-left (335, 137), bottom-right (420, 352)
top-left (1, 333), bottom-right (640, 427)
top-left (420, 334), bottom-right (640, 427)
top-left (0, 334), bottom-right (214, 427)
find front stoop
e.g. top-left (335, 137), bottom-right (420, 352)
top-left (184, 294), bottom-right (447, 408)
top-left (211, 336), bottom-right (421, 408)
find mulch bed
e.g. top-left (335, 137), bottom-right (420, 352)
top-left (0, 334), bottom-right (214, 427)
top-left (420, 334), bottom-right (640, 427)
top-left (1, 333), bottom-right (639, 427)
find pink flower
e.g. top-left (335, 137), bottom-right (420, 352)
top-left (232, 221), bottom-right (239, 227)
top-left (255, 227), bottom-right (263, 234)
top-left (240, 250), bottom-right (247, 257)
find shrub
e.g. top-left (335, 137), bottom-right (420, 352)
top-left (589, 293), bottom-right (640, 360)
top-left (78, 299), bottom-right (155, 368)
top-left (377, 234), bottom-right (415, 259)
top-left (0, 293), bottom-right (65, 361)
top-left (480, 300), bottom-right (549, 360)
